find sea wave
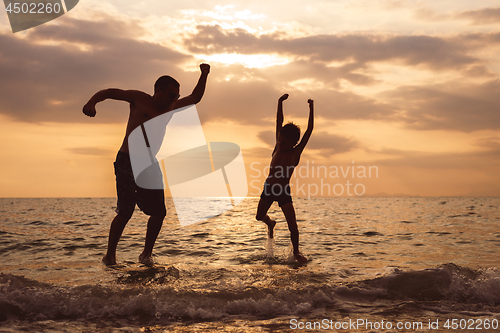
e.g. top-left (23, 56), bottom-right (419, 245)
top-left (1, 263), bottom-right (499, 323)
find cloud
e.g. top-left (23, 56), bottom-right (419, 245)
top-left (0, 15), bottom-right (190, 124)
top-left (367, 146), bottom-right (500, 196)
top-left (0, 15), bottom-right (398, 129)
top-left (383, 79), bottom-right (500, 131)
top-left (456, 7), bottom-right (500, 25)
top-left (196, 71), bottom-right (285, 125)
top-left (413, 8), bottom-right (450, 22)
top-left (67, 147), bottom-right (114, 156)
top-left (181, 24), bottom-right (500, 132)
top-left (256, 130), bottom-right (275, 147)
top-left (374, 147), bottom-right (499, 169)
top-left (2, 10), bottom-right (500, 136)
top-left (184, 24), bottom-right (481, 71)
top-left (307, 131), bottom-right (359, 154)
top-left (195, 60), bottom-right (397, 126)
top-left (474, 136), bottom-right (500, 151)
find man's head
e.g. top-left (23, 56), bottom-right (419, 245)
top-left (279, 122), bottom-right (300, 150)
top-left (154, 75), bottom-right (180, 105)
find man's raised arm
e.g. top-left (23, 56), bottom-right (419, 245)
top-left (83, 89), bottom-right (139, 117)
top-left (175, 64), bottom-right (210, 109)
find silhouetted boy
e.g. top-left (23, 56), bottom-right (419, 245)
top-left (256, 94), bottom-right (314, 264)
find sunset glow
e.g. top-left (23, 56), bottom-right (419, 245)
top-left (1, 0), bottom-right (499, 197)
top-left (199, 53), bottom-right (290, 68)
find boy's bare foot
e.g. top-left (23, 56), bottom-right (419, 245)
top-left (139, 253), bottom-right (154, 266)
top-left (265, 217), bottom-right (276, 239)
top-left (102, 254), bottom-right (116, 266)
top-left (294, 252), bottom-right (308, 265)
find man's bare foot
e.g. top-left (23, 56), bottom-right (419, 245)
top-left (102, 254), bottom-right (116, 266)
top-left (294, 252), bottom-right (308, 265)
top-left (139, 253), bottom-right (154, 266)
top-left (264, 217), bottom-right (276, 239)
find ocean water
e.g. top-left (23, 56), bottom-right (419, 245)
top-left (0, 196), bottom-right (499, 332)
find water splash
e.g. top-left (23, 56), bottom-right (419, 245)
top-left (264, 226), bottom-right (275, 258)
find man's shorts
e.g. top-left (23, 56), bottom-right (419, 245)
top-left (260, 181), bottom-right (293, 207)
top-left (114, 151), bottom-right (166, 217)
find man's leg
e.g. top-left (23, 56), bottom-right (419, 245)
top-left (139, 214), bottom-right (164, 264)
top-left (103, 213), bottom-right (132, 265)
top-left (281, 202), bottom-right (307, 264)
top-left (137, 185), bottom-right (166, 264)
top-left (256, 198), bottom-right (276, 238)
top-left (106, 151), bottom-right (135, 265)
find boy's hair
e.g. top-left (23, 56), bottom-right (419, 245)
top-left (280, 122), bottom-right (301, 144)
top-left (154, 75), bottom-right (180, 93)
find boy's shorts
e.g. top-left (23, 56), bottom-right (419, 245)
top-left (260, 181), bottom-right (293, 207)
top-left (114, 151), bottom-right (166, 217)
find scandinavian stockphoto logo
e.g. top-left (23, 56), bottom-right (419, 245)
top-left (128, 105), bottom-right (248, 227)
top-left (4, 0), bottom-right (79, 33)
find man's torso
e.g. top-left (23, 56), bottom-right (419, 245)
top-left (119, 92), bottom-right (177, 153)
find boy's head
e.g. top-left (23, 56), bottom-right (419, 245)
top-left (279, 122), bottom-right (301, 149)
top-left (154, 75), bottom-right (180, 103)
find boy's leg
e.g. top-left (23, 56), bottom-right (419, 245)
top-left (280, 202), bottom-right (298, 252)
top-left (256, 198), bottom-right (276, 238)
top-left (280, 202), bottom-right (307, 264)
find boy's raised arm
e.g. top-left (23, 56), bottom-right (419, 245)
top-left (83, 89), bottom-right (139, 117)
top-left (276, 93), bottom-right (288, 141)
top-left (175, 63), bottom-right (210, 109)
top-left (295, 99), bottom-right (314, 153)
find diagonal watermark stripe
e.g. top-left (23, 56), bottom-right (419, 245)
top-left (128, 104), bottom-right (248, 227)
top-left (3, 0), bottom-right (79, 33)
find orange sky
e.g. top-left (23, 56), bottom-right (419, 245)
top-left (1, 0), bottom-right (499, 197)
